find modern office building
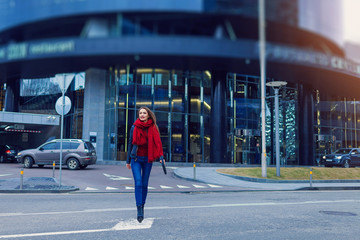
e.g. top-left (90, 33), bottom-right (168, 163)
top-left (0, 0), bottom-right (358, 166)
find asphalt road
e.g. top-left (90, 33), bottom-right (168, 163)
top-left (1, 191), bottom-right (360, 239)
top-left (0, 163), bottom-right (245, 192)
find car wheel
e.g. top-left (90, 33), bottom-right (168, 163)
top-left (67, 158), bottom-right (80, 170)
top-left (343, 159), bottom-right (350, 168)
top-left (38, 165), bottom-right (44, 168)
top-left (0, 155), bottom-right (3, 163)
top-left (80, 165), bottom-right (88, 169)
top-left (24, 156), bottom-right (34, 168)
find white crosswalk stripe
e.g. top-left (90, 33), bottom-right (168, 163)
top-left (103, 173), bottom-right (132, 180)
top-left (0, 174), bottom-right (12, 177)
top-left (84, 184), bottom-right (224, 191)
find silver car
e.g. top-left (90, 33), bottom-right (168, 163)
top-left (17, 139), bottom-right (97, 170)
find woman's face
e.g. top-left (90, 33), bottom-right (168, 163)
top-left (139, 108), bottom-right (149, 122)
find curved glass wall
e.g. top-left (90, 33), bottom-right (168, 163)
top-left (104, 67), bottom-right (211, 163)
top-left (17, 67), bottom-right (360, 166)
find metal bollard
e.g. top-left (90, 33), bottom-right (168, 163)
top-left (52, 161), bottom-right (55, 178)
top-left (20, 168), bottom-right (24, 190)
top-left (193, 162), bottom-right (196, 180)
top-left (309, 168), bottom-right (313, 188)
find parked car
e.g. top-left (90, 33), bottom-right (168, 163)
top-left (0, 145), bottom-right (21, 163)
top-left (17, 139), bottom-right (97, 170)
top-left (322, 148), bottom-right (360, 168)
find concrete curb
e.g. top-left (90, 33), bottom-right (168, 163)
top-left (298, 186), bottom-right (360, 191)
top-left (0, 188), bottom-right (80, 193)
top-left (173, 168), bottom-right (360, 192)
top-left (0, 177), bottom-right (79, 193)
top-left (172, 169), bottom-right (214, 185)
top-left (216, 171), bottom-right (360, 183)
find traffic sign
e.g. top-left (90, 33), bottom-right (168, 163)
top-left (55, 96), bottom-right (71, 115)
top-left (55, 74), bottom-right (75, 93)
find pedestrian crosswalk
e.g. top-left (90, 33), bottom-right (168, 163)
top-left (84, 184), bottom-right (223, 191)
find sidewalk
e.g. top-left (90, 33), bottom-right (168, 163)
top-left (173, 167), bottom-right (360, 191)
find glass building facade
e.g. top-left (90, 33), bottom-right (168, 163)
top-left (314, 95), bottom-right (360, 161)
top-left (8, 68), bottom-right (301, 165)
top-left (103, 68), bottom-right (212, 163)
top-left (0, 0), bottom-right (359, 166)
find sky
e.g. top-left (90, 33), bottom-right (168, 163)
top-left (343, 0), bottom-right (360, 43)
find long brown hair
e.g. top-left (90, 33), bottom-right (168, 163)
top-left (138, 106), bottom-right (160, 133)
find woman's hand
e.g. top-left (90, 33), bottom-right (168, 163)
top-left (126, 163), bottom-right (131, 170)
top-left (159, 156), bottom-right (165, 164)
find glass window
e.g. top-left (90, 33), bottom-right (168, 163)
top-left (62, 142), bottom-right (71, 149)
top-left (172, 71), bottom-right (185, 113)
top-left (42, 142), bottom-right (60, 150)
top-left (155, 111), bottom-right (169, 159)
top-left (20, 78), bottom-right (61, 97)
top-left (171, 112), bottom-right (185, 162)
top-left (189, 115), bottom-right (201, 162)
top-left (154, 69), bottom-right (170, 112)
top-left (84, 142), bottom-right (95, 151)
top-left (118, 69), bottom-right (135, 109)
top-left (70, 142), bottom-right (80, 149)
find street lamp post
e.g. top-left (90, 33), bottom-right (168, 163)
top-left (266, 81), bottom-right (287, 177)
top-left (259, 0), bottom-right (267, 178)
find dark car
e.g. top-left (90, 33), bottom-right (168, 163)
top-left (17, 139), bottom-right (97, 170)
top-left (0, 145), bottom-right (21, 163)
top-left (322, 148), bottom-right (360, 168)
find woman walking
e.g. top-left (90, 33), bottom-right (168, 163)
top-left (126, 106), bottom-right (164, 223)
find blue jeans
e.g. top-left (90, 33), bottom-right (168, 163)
top-left (131, 156), bottom-right (153, 206)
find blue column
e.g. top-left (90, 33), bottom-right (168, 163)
top-left (210, 71), bottom-right (228, 163)
top-left (298, 85), bottom-right (315, 166)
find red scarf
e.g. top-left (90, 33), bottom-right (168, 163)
top-left (132, 118), bottom-right (163, 162)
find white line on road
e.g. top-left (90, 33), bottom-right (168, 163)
top-left (177, 185), bottom-right (191, 189)
top-left (0, 218), bottom-right (154, 239)
top-left (193, 184), bottom-right (207, 188)
top-left (85, 187), bottom-right (99, 191)
top-left (106, 187), bottom-right (119, 190)
top-left (160, 185), bottom-right (173, 189)
top-left (0, 174), bottom-right (12, 177)
top-left (1, 199), bottom-right (359, 218)
top-left (103, 173), bottom-right (132, 180)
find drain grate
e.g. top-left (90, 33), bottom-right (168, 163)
top-left (319, 211), bottom-right (357, 216)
